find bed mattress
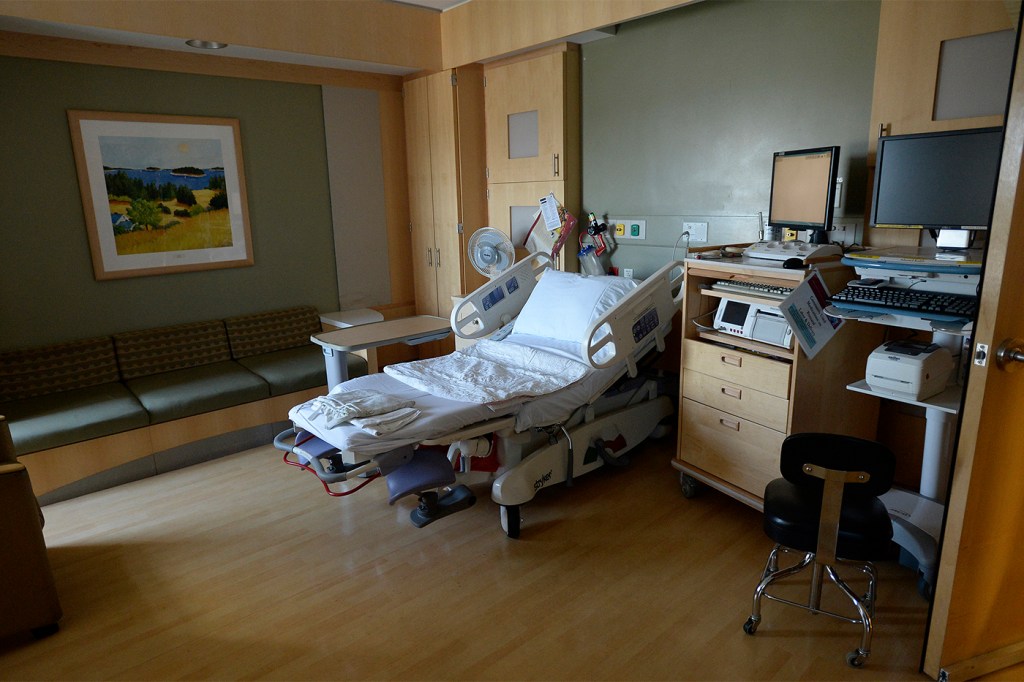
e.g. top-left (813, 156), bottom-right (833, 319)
top-left (288, 333), bottom-right (625, 458)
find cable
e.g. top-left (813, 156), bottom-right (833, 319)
top-left (672, 230), bottom-right (691, 262)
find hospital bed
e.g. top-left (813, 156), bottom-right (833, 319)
top-left (274, 253), bottom-right (684, 537)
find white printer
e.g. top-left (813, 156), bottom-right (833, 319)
top-left (865, 340), bottom-right (955, 400)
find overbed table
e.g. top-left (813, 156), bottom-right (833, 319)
top-left (311, 315), bottom-right (452, 389)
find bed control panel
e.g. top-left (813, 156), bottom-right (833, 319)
top-left (481, 285), bottom-right (505, 311)
top-left (632, 308), bottom-right (660, 343)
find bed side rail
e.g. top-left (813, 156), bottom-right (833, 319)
top-left (451, 252), bottom-right (553, 340)
top-left (582, 260), bottom-right (685, 375)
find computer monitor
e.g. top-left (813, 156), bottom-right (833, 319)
top-left (767, 146), bottom-right (840, 245)
top-left (870, 127), bottom-right (1003, 232)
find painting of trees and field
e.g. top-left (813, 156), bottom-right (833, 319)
top-left (99, 136), bottom-right (233, 255)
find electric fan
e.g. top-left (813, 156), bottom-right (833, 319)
top-left (467, 227), bottom-right (515, 279)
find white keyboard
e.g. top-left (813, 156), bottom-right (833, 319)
top-left (744, 240), bottom-right (843, 262)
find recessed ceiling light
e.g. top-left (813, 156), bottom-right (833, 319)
top-left (186, 39), bottom-right (228, 49)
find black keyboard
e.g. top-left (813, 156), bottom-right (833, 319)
top-left (829, 285), bottom-right (977, 322)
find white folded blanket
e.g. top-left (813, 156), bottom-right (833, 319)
top-left (305, 389), bottom-right (415, 428)
top-left (350, 407), bottom-right (422, 436)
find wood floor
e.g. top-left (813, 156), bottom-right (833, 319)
top-left (0, 437), bottom-right (933, 681)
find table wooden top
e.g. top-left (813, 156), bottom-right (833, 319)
top-left (311, 315), bottom-right (450, 352)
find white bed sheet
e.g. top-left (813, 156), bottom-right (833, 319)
top-left (288, 333), bottom-right (625, 458)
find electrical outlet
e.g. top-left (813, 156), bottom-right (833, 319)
top-left (623, 268), bottom-right (634, 279)
top-left (683, 221), bottom-right (708, 242)
top-left (611, 218), bottom-right (646, 240)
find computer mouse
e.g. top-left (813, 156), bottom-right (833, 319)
top-left (782, 258), bottom-right (806, 270)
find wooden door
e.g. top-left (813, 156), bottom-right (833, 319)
top-left (404, 75), bottom-right (440, 316)
top-left (485, 49), bottom-right (568, 184)
top-left (426, 70), bottom-right (461, 318)
top-left (923, 25), bottom-right (1024, 678)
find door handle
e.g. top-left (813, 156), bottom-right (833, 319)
top-left (996, 338), bottom-right (1024, 371)
top-left (435, 248), bottom-right (441, 268)
top-left (427, 248), bottom-right (433, 267)
top-left (553, 153), bottom-right (560, 177)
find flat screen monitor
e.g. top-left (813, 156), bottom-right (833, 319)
top-left (768, 146), bottom-right (840, 244)
top-left (870, 127), bottom-right (1003, 231)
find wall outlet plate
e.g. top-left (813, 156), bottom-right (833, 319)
top-left (683, 221), bottom-right (708, 242)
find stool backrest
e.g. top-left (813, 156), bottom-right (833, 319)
top-left (779, 433), bottom-right (895, 499)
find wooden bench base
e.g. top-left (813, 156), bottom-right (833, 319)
top-left (18, 386), bottom-right (324, 497)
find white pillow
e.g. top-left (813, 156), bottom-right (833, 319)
top-left (512, 269), bottom-right (638, 343)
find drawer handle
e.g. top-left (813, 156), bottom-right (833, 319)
top-left (719, 418), bottom-right (740, 431)
top-left (721, 354), bottom-right (742, 367)
top-left (721, 386), bottom-right (742, 399)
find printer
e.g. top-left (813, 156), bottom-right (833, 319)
top-left (865, 340), bottom-right (955, 400)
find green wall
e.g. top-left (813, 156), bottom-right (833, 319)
top-left (582, 0), bottom-right (881, 276)
top-left (0, 56), bottom-right (343, 349)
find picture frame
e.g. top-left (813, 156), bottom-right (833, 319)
top-left (67, 110), bottom-right (253, 280)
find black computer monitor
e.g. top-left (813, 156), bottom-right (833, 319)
top-left (870, 127), bottom-right (1003, 232)
top-left (767, 146), bottom-right (840, 245)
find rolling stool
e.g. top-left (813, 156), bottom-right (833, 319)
top-left (743, 433), bottom-right (895, 668)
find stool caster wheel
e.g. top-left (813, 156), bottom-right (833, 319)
top-left (743, 617), bottom-right (758, 635)
top-left (680, 473), bottom-right (701, 499)
top-left (846, 650), bottom-right (868, 668)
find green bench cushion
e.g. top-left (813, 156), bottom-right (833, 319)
top-left (125, 361), bottom-right (270, 424)
top-left (1, 383), bottom-right (150, 455)
top-left (0, 336), bottom-right (121, 402)
top-left (237, 345), bottom-right (365, 396)
top-left (224, 306), bottom-right (321, 359)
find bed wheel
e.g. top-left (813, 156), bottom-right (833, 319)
top-left (500, 505), bottom-right (521, 539)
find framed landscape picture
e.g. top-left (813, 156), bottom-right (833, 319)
top-left (68, 110), bottom-right (253, 280)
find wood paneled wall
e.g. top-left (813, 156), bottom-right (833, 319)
top-left (0, 0), bottom-right (442, 72)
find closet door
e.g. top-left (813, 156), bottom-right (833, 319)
top-left (426, 71), bottom-right (462, 319)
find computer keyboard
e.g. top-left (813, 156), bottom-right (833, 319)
top-left (709, 280), bottom-right (794, 300)
top-left (830, 285), bottom-right (977, 322)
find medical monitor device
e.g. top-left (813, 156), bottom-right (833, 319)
top-left (767, 146), bottom-right (840, 245)
top-left (870, 127), bottom-right (1004, 232)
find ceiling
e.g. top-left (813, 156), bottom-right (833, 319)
top-left (0, 0), bottom-right (616, 75)
top-left (0, 0), bottom-right (469, 76)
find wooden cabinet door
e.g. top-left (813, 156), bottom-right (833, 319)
top-left (485, 50), bottom-right (569, 184)
top-left (426, 71), bottom-right (462, 318)
top-left (404, 75), bottom-right (440, 316)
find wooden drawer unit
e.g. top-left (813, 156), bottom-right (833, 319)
top-left (680, 399), bottom-right (785, 499)
top-left (674, 253), bottom-right (882, 510)
top-left (682, 368), bottom-right (789, 433)
top-left (682, 339), bottom-right (791, 399)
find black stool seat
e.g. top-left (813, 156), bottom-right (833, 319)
top-left (764, 478), bottom-right (894, 560)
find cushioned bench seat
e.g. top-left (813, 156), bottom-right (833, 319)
top-left (114, 319), bottom-right (271, 424)
top-left (235, 345), bottom-right (365, 396)
top-left (225, 306), bottom-right (365, 396)
top-left (0, 336), bottom-right (149, 454)
top-left (1, 383), bottom-right (149, 454)
top-left (2, 306), bottom-right (369, 498)
top-left (124, 361), bottom-right (270, 424)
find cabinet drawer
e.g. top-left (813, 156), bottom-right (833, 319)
top-left (678, 398), bottom-right (785, 499)
top-left (682, 340), bottom-right (791, 398)
top-left (683, 369), bottom-right (789, 432)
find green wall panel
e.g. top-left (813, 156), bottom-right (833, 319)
top-left (0, 56), bottom-right (341, 349)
